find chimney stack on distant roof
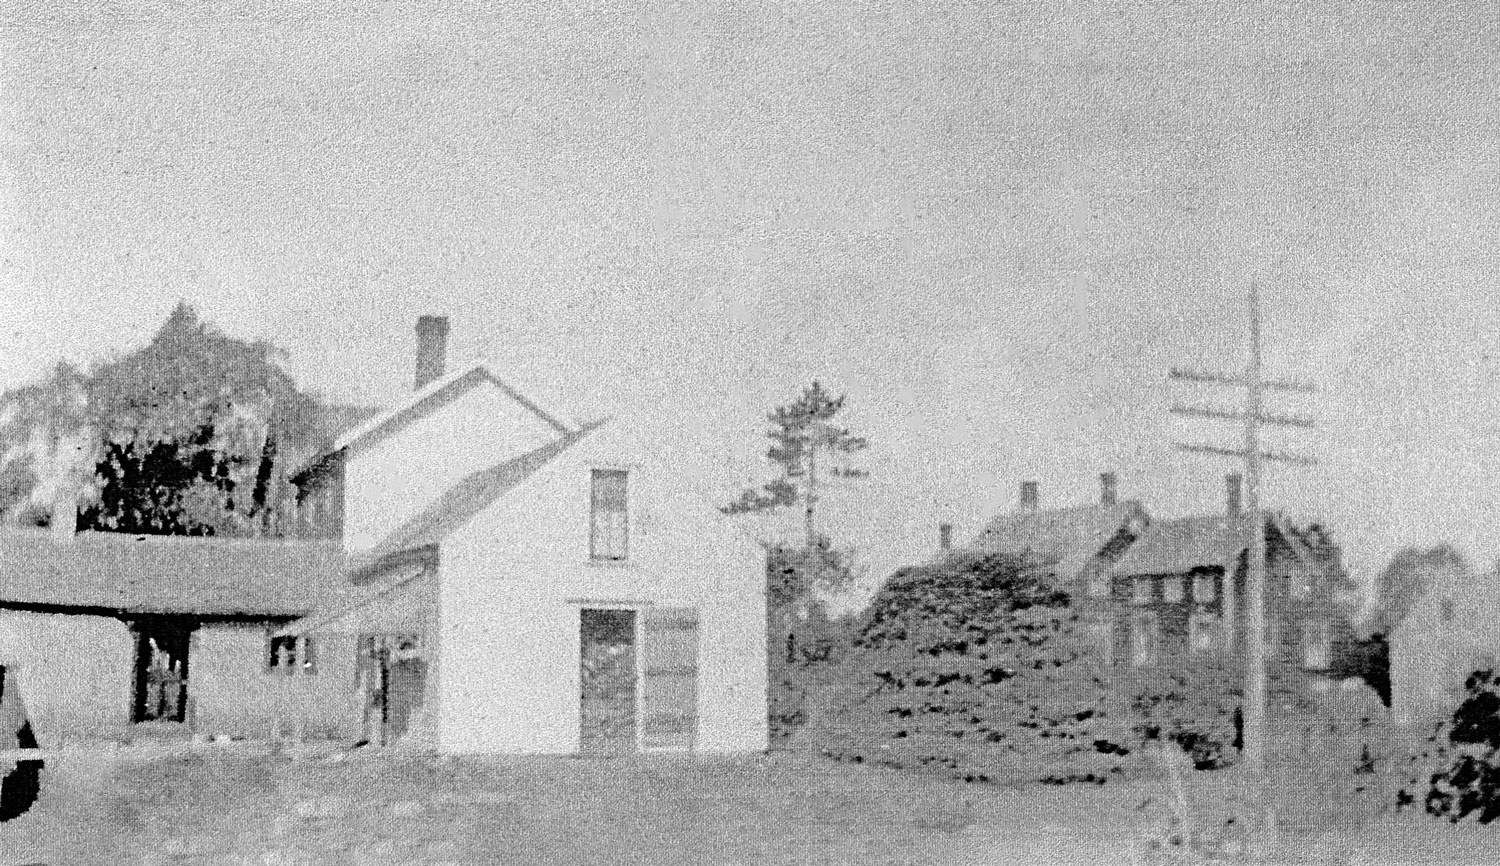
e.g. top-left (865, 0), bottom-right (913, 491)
top-left (1019, 481), bottom-right (1039, 511)
top-left (938, 522), bottom-right (954, 552)
top-left (1100, 472), bottom-right (1118, 506)
top-left (414, 315), bottom-right (450, 390)
top-left (1225, 472), bottom-right (1243, 517)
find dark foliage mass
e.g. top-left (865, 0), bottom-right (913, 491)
top-left (1415, 669), bottom-right (1500, 824)
top-left (799, 552), bottom-right (1132, 785)
top-left (0, 302), bottom-right (370, 537)
top-left (764, 538), bottom-right (857, 742)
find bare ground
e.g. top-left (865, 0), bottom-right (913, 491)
top-left (3, 747), bottom-right (1498, 866)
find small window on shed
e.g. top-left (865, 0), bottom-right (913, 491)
top-left (590, 469), bottom-right (629, 561)
top-left (267, 635), bottom-right (317, 675)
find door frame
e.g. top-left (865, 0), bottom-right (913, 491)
top-left (576, 603), bottom-right (647, 754)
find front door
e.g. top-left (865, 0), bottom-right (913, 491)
top-left (357, 634), bottom-right (425, 746)
top-left (580, 609), bottom-right (638, 754)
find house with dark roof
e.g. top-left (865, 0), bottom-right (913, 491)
top-left (965, 473), bottom-right (1149, 599)
top-left (0, 528), bottom-right (357, 745)
top-left (950, 472), bottom-right (1358, 708)
top-left (1102, 474), bottom-right (1359, 699)
top-left (278, 316), bottom-right (768, 754)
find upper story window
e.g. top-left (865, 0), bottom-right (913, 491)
top-left (590, 469), bottom-right (629, 561)
top-left (1132, 577), bottom-right (1154, 605)
top-left (1290, 563), bottom-right (1315, 599)
top-left (1162, 576), bottom-right (1185, 604)
top-left (1193, 574), bottom-right (1217, 604)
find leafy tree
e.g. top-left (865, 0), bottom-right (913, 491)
top-left (722, 381), bottom-right (869, 552)
top-left (1366, 545), bottom-right (1466, 638)
top-left (78, 302), bottom-right (338, 536)
top-left (0, 301), bottom-right (365, 536)
top-left (765, 537), bottom-right (859, 742)
top-left (0, 361), bottom-right (92, 523)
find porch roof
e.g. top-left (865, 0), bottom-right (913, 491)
top-left (0, 528), bottom-right (351, 618)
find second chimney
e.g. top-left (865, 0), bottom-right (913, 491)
top-left (1100, 472), bottom-right (1118, 506)
top-left (938, 522), bottom-right (954, 551)
top-left (1225, 472), bottom-right (1243, 517)
top-left (414, 315), bottom-right (450, 390)
top-left (1019, 481), bottom-right (1039, 511)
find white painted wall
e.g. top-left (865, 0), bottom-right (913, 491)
top-left (436, 421), bottom-right (768, 755)
top-left (1392, 560), bottom-right (1500, 727)
top-left (343, 381), bottom-right (563, 552)
top-left (190, 624), bottom-right (360, 741)
top-left (0, 611), bottom-right (133, 746)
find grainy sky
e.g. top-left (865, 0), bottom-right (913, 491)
top-left (3, 1), bottom-right (1498, 600)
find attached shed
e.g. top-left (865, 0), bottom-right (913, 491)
top-left (0, 528), bottom-right (359, 746)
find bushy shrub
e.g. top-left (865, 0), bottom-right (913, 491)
top-left (1405, 669), bottom-right (1500, 823)
top-left (1120, 661), bottom-right (1243, 770)
top-left (797, 552), bottom-right (1132, 785)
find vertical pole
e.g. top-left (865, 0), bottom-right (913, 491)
top-left (1242, 284), bottom-right (1274, 851)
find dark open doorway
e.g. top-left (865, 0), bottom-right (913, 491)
top-left (357, 634), bottom-right (426, 747)
top-left (131, 617), bottom-right (194, 724)
top-left (580, 608), bottom-right (638, 754)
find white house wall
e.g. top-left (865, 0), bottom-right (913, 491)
top-left (343, 382), bottom-right (563, 553)
top-left (0, 610), bottom-right (133, 746)
top-left (190, 624), bottom-right (360, 741)
top-left (437, 422), bottom-right (767, 755)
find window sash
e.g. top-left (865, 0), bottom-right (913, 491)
top-left (1131, 613), bottom-right (1158, 666)
top-left (590, 470), bottom-right (629, 560)
top-left (267, 635), bottom-right (317, 675)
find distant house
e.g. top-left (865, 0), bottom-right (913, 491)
top-left (955, 472), bottom-right (1357, 701)
top-left (964, 473), bottom-right (1150, 598)
top-left (0, 529), bottom-right (356, 746)
top-left (0, 316), bottom-right (768, 756)
top-left (280, 316), bottom-right (768, 755)
top-left (1387, 548), bottom-right (1500, 727)
top-left (1104, 476), bottom-right (1358, 698)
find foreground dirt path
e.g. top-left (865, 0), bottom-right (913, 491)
top-left (3, 748), bottom-right (1498, 865)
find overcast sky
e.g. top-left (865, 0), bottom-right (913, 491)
top-left (3, 1), bottom-right (1499, 601)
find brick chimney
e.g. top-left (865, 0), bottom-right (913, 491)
top-left (1019, 481), bottom-right (1039, 511)
top-left (1100, 472), bottom-right (1118, 506)
top-left (1225, 472), bottom-right (1243, 517)
top-left (414, 315), bottom-right (450, 390)
top-left (938, 522), bottom-right (954, 551)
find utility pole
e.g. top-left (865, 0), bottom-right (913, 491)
top-left (1168, 284), bottom-right (1316, 858)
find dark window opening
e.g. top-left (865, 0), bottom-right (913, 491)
top-left (590, 469), bottom-right (629, 561)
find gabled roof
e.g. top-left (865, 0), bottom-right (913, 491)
top-left (326, 363), bottom-right (579, 461)
top-left (348, 422), bottom-right (603, 571)
top-left (968, 501), bottom-right (1149, 581)
top-left (1110, 512), bottom-right (1314, 577)
top-left (0, 528), bottom-right (350, 617)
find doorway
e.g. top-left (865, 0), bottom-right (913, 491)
top-left (357, 634), bottom-right (426, 746)
top-left (579, 608), bottom-right (638, 754)
top-left (131, 618), bottom-right (194, 723)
